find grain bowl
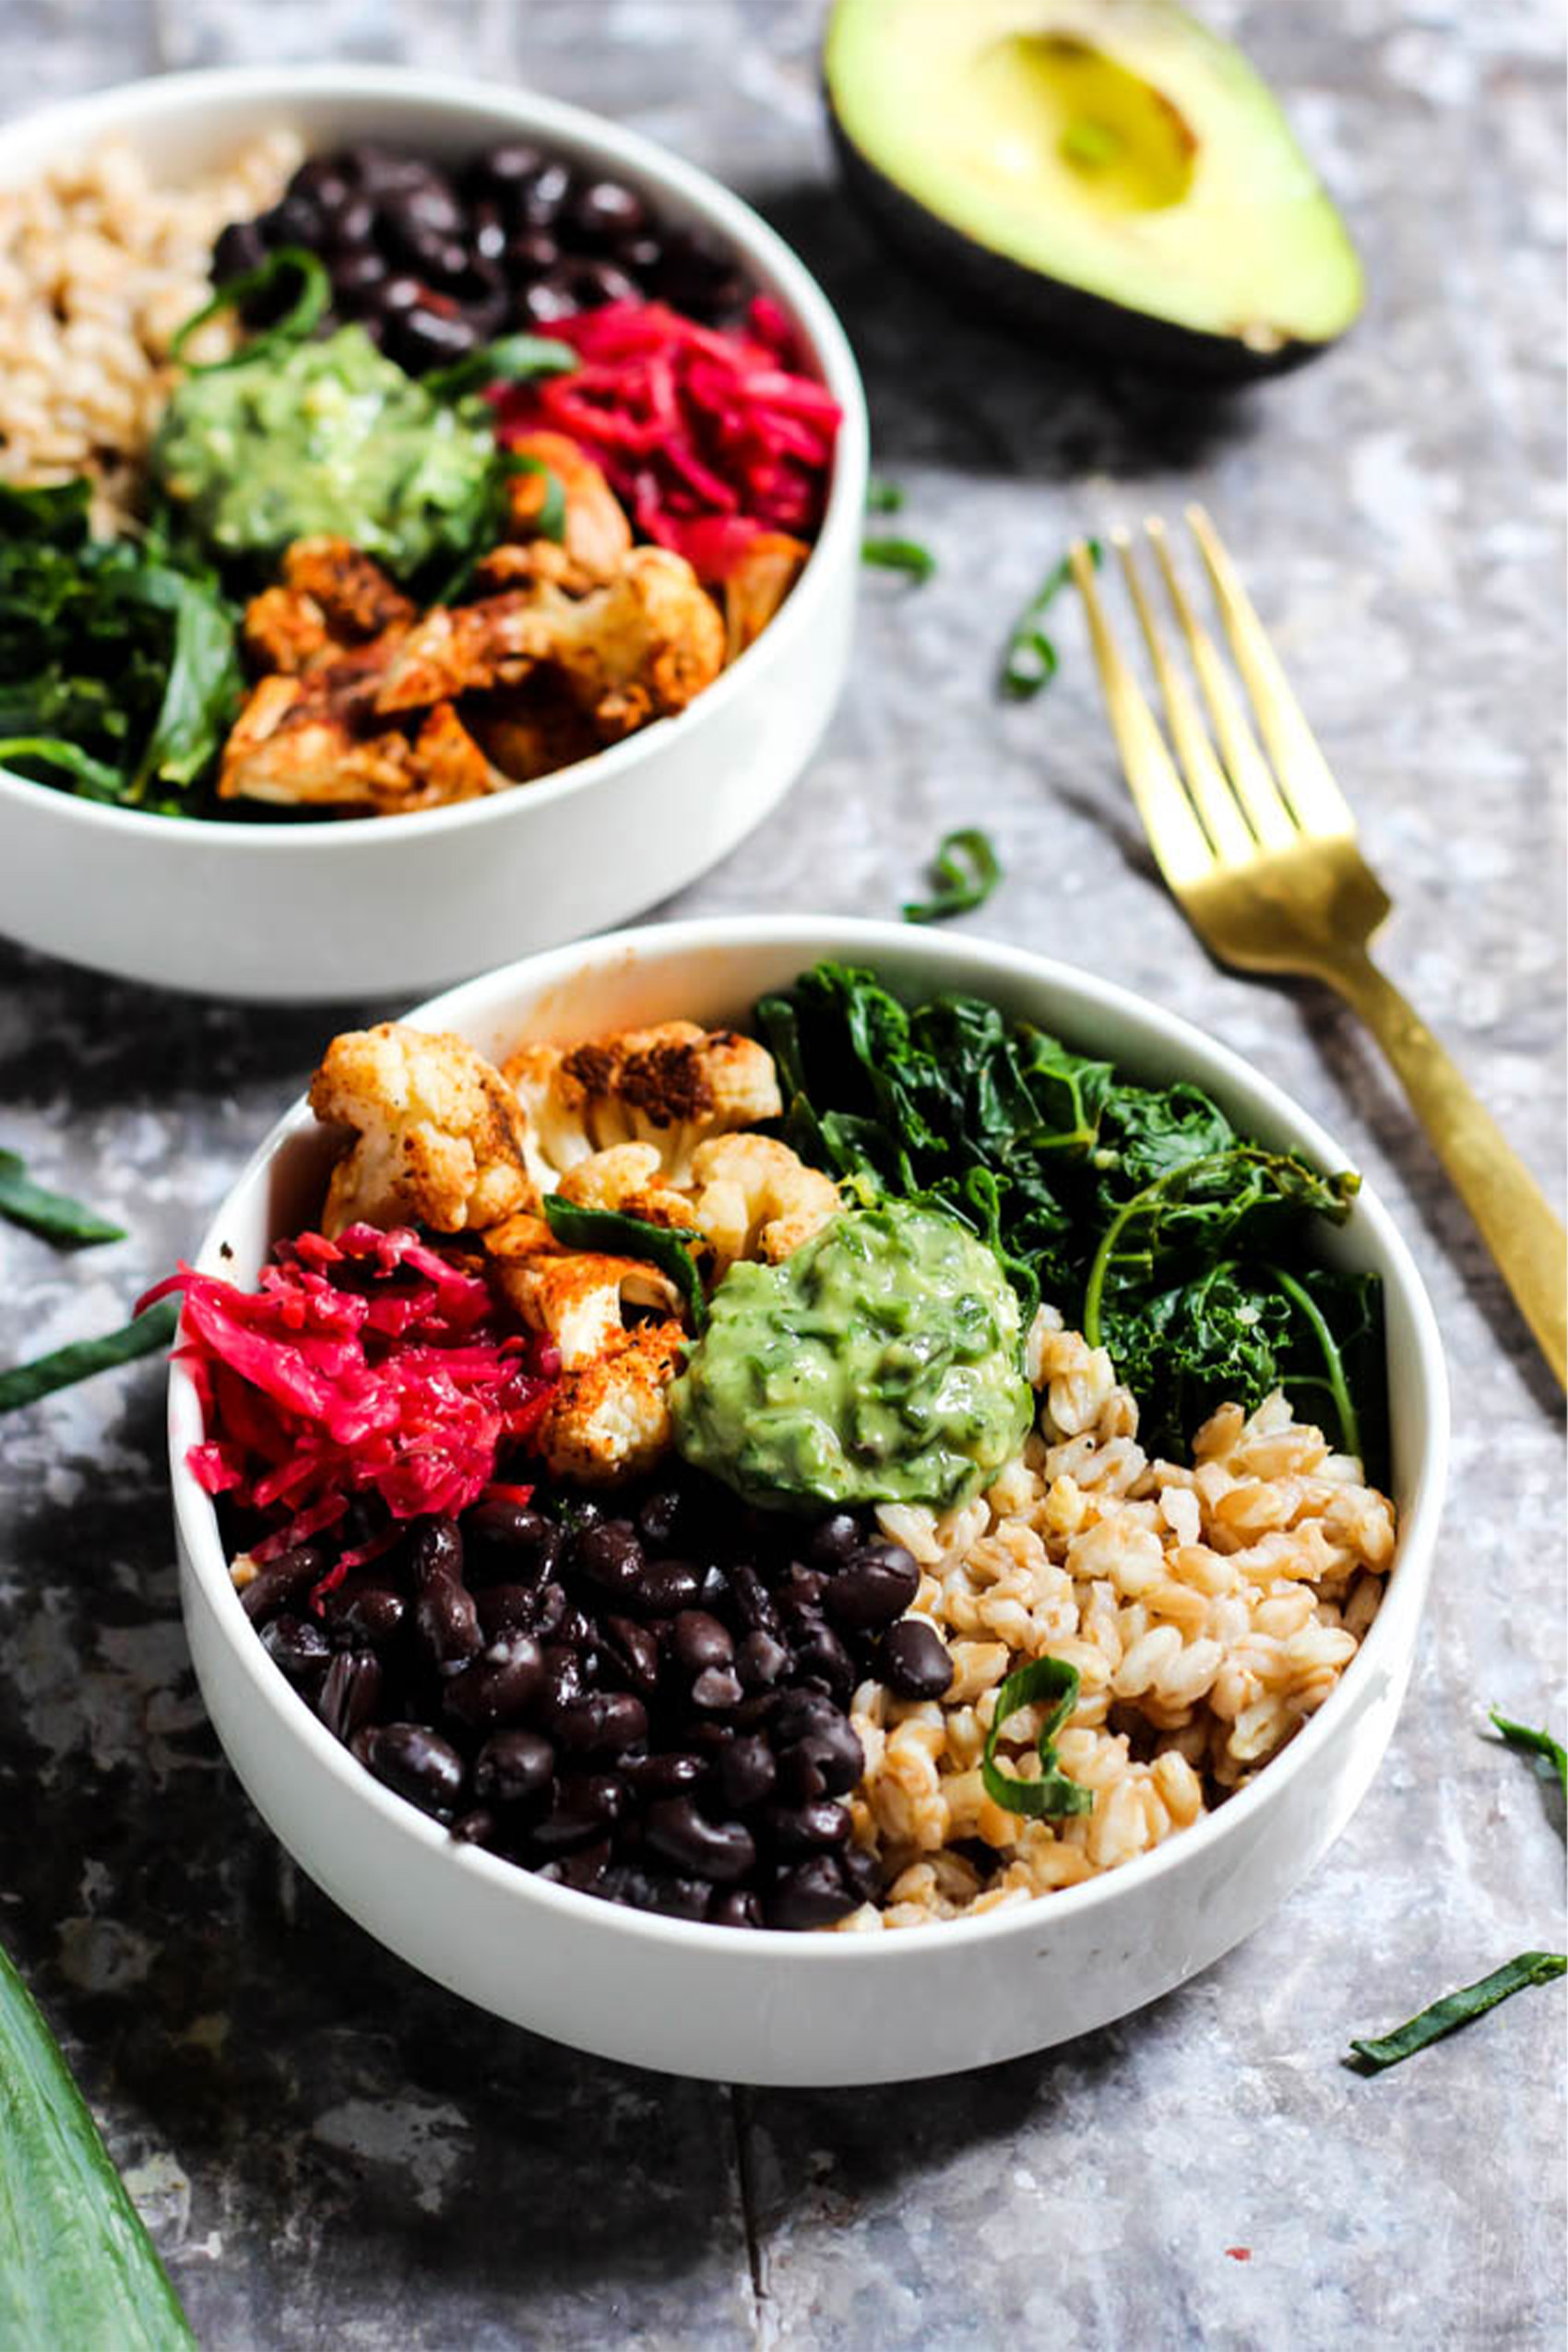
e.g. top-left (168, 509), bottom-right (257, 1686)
top-left (166, 918), bottom-right (1447, 2085)
top-left (0, 70), bottom-right (866, 1000)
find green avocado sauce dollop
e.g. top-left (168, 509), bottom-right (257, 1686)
top-left (669, 1201), bottom-right (1034, 1512)
top-left (151, 324), bottom-right (497, 576)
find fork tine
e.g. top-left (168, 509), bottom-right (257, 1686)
top-left (1112, 529), bottom-right (1254, 866)
top-left (1069, 538), bottom-right (1214, 889)
top-left (1186, 504), bottom-right (1358, 839)
top-left (1144, 518), bottom-right (1296, 853)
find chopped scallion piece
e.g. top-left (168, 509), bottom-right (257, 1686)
top-left (902, 826), bottom-right (1002, 924)
top-left (861, 537), bottom-right (935, 581)
top-left (1001, 537), bottom-right (1100, 697)
top-left (0, 1151), bottom-right (124, 1246)
top-left (169, 246), bottom-right (332, 373)
top-left (1348, 1952), bottom-right (1566, 2073)
top-left (0, 1298), bottom-right (179, 1415)
top-left (865, 477), bottom-right (906, 513)
top-left (980, 1656), bottom-right (1094, 1818)
top-left (1488, 1709), bottom-right (1567, 1799)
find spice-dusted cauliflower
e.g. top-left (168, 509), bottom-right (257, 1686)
top-left (505, 1021), bottom-right (781, 1194)
top-left (535, 1320), bottom-right (689, 1486)
top-left (552, 1143), bottom-right (700, 1235)
top-left (483, 1212), bottom-right (682, 1366)
top-left (685, 1134), bottom-right (840, 1272)
top-left (309, 1024), bottom-right (531, 1238)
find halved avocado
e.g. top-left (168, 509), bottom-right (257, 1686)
top-left (824, 0), bottom-right (1363, 377)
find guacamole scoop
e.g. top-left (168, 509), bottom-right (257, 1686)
top-left (670, 1201), bottom-right (1033, 1511)
top-left (151, 325), bottom-right (496, 576)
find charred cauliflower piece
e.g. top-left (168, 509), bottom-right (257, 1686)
top-left (310, 1024), bottom-right (530, 1237)
top-left (483, 1212), bottom-right (681, 1364)
top-left (553, 1143), bottom-right (700, 1234)
top-left (536, 1320), bottom-right (688, 1486)
top-left (685, 1134), bottom-right (840, 1271)
top-left (505, 1021), bottom-right (782, 1193)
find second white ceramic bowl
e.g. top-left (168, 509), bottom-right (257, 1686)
top-left (0, 70), bottom-right (867, 1001)
top-left (168, 918), bottom-right (1448, 2084)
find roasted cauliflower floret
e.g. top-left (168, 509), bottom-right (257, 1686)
top-left (505, 1021), bottom-right (781, 1194)
top-left (553, 1143), bottom-right (700, 1234)
top-left (483, 1211), bottom-right (682, 1366)
top-left (310, 1024), bottom-right (530, 1238)
top-left (685, 1134), bottom-right (840, 1271)
top-left (535, 1319), bottom-right (687, 1485)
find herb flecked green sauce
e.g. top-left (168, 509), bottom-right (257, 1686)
top-left (151, 326), bottom-right (497, 575)
top-left (670, 1202), bottom-right (1033, 1511)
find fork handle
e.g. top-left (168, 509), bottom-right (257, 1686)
top-left (1322, 949), bottom-right (1566, 1386)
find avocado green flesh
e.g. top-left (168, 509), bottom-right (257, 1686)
top-left (669, 1202), bottom-right (1033, 1512)
top-left (152, 325), bottom-right (496, 574)
top-left (826, 0), bottom-right (1363, 365)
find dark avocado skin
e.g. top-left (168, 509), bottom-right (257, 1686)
top-left (827, 103), bottom-right (1332, 382)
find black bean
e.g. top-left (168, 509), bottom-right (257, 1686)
top-left (772, 1689), bottom-right (843, 1747)
top-left (729, 1564), bottom-right (780, 1635)
top-left (414, 1572), bottom-right (482, 1676)
top-left (469, 201), bottom-right (507, 265)
top-left (323, 1574), bottom-right (407, 1649)
top-left (316, 1648), bottom-right (383, 1742)
top-left (707, 1889), bottom-right (764, 1930)
top-left (256, 191), bottom-right (323, 248)
top-left (689, 1666), bottom-right (743, 1713)
top-left (212, 219), bottom-right (269, 284)
top-left (540, 1644), bottom-right (587, 1721)
top-left (768, 1856), bottom-right (856, 1930)
top-left (840, 1843), bottom-right (883, 1905)
top-left (528, 1582), bottom-right (572, 1643)
top-left (517, 275), bottom-right (579, 327)
top-left (258, 1612), bottom-right (330, 1681)
top-left (601, 1614), bottom-right (660, 1694)
top-left (790, 1614), bottom-right (855, 1699)
top-left (878, 1618), bottom-right (955, 1701)
top-left (378, 271), bottom-right (428, 317)
top-left (537, 1837), bottom-right (611, 1895)
top-left (362, 1722), bottom-right (466, 1821)
top-left (521, 160), bottom-right (575, 227)
top-left (565, 259), bottom-right (637, 309)
top-left (775, 1564), bottom-right (827, 1619)
top-left (671, 1610), bottom-right (734, 1675)
top-left (505, 226), bottom-right (562, 279)
top-left (411, 1519), bottom-right (464, 1588)
top-left (636, 1487), bottom-right (684, 1549)
top-left (571, 1517), bottom-right (641, 1588)
top-left (472, 141), bottom-right (545, 197)
top-left (615, 232), bottom-right (666, 277)
top-left (571, 178), bottom-right (647, 246)
top-left (631, 1558), bottom-right (703, 1617)
top-left (349, 147), bottom-right (440, 200)
top-left (716, 1734), bottom-right (777, 1812)
top-left (552, 1691), bottom-right (648, 1755)
top-left (451, 1807), bottom-right (499, 1847)
top-left (809, 1512), bottom-right (862, 1566)
top-left (776, 1714), bottom-right (862, 1803)
top-left (387, 303), bottom-right (478, 371)
top-left (399, 178), bottom-right (465, 239)
top-left (824, 1544), bottom-right (921, 1633)
top-left (239, 1544), bottom-right (324, 1621)
top-left (473, 1728), bottom-right (555, 1804)
top-left (766, 1800), bottom-right (850, 1856)
top-left (325, 195), bottom-right (377, 254)
top-left (620, 1751), bottom-right (707, 1800)
top-left (475, 1582), bottom-right (540, 1639)
top-left (532, 1773), bottom-right (627, 1850)
top-left (332, 249), bottom-right (392, 313)
top-left (443, 1633), bottom-right (547, 1731)
top-left (644, 1799), bottom-right (756, 1884)
top-left (290, 155), bottom-right (355, 214)
top-left (467, 1503), bottom-right (564, 1579)
top-left (384, 217), bottom-right (470, 285)
top-left (696, 1564), bottom-right (731, 1613)
top-left (736, 1630), bottom-right (790, 1691)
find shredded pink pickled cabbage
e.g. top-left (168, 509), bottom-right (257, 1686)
top-left (493, 296), bottom-right (839, 566)
top-left (143, 1225), bottom-right (557, 1580)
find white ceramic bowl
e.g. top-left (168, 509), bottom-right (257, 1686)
top-left (0, 70), bottom-right (867, 1002)
top-left (168, 918), bottom-right (1448, 2085)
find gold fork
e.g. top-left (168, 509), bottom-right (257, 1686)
top-left (1070, 506), bottom-right (1566, 1389)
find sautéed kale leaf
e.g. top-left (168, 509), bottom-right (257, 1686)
top-left (756, 961), bottom-right (1384, 1468)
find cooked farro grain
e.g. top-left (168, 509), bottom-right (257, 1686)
top-left (837, 1309), bottom-right (1396, 1930)
top-left (0, 133), bottom-right (300, 529)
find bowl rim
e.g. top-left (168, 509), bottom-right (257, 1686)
top-left (169, 916), bottom-right (1450, 1964)
top-left (0, 62), bottom-right (869, 849)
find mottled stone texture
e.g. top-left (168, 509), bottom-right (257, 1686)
top-left (0, 4), bottom-right (1562, 2346)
